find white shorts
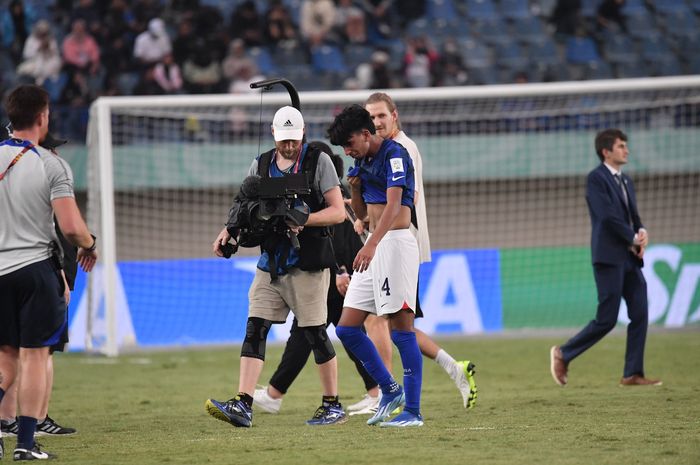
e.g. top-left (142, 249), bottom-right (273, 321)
top-left (343, 229), bottom-right (419, 316)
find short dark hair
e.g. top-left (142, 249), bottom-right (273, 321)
top-left (595, 128), bottom-right (627, 161)
top-left (5, 85), bottom-right (49, 131)
top-left (308, 140), bottom-right (343, 179)
top-left (327, 104), bottom-right (375, 147)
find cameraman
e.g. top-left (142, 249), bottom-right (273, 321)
top-left (206, 106), bottom-right (346, 427)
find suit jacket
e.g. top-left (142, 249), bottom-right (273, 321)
top-left (586, 163), bottom-right (643, 265)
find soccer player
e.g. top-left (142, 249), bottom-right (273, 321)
top-left (347, 92), bottom-right (477, 414)
top-left (0, 84), bottom-right (97, 460)
top-left (205, 106), bottom-right (346, 427)
top-left (329, 104), bottom-right (424, 427)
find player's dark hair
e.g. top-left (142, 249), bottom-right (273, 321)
top-left (308, 140), bottom-right (344, 179)
top-left (595, 128), bottom-right (627, 162)
top-left (5, 84), bottom-right (49, 131)
top-left (327, 104), bottom-right (375, 147)
top-left (365, 92), bottom-right (402, 131)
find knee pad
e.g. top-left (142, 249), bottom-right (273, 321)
top-left (303, 325), bottom-right (336, 364)
top-left (241, 317), bottom-right (272, 360)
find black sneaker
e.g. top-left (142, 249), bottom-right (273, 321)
top-left (36, 416), bottom-right (77, 436)
top-left (13, 443), bottom-right (54, 460)
top-left (205, 397), bottom-right (252, 427)
top-left (306, 404), bottom-right (348, 426)
top-left (1, 418), bottom-right (18, 437)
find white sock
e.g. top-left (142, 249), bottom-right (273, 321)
top-left (435, 349), bottom-right (459, 380)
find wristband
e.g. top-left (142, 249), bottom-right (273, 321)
top-left (86, 234), bottom-right (97, 252)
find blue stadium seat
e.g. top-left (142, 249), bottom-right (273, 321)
top-left (343, 44), bottom-right (374, 69)
top-left (625, 12), bottom-right (659, 40)
top-left (279, 65), bottom-right (315, 91)
top-left (432, 18), bottom-right (466, 39)
top-left (272, 46), bottom-right (309, 68)
top-left (458, 37), bottom-right (493, 69)
top-left (248, 46), bottom-right (277, 75)
top-left (620, 0), bottom-right (647, 16)
top-left (499, 0), bottom-right (531, 20)
top-left (648, 56), bottom-right (683, 77)
top-left (467, 66), bottom-right (499, 85)
top-left (687, 55), bottom-right (700, 74)
top-left (690, 0), bottom-right (700, 14)
top-left (426, 0), bottom-right (458, 21)
top-left (465, 0), bottom-right (498, 21)
top-left (406, 18), bottom-right (430, 38)
top-left (585, 61), bottom-right (614, 80)
top-left (603, 35), bottom-right (638, 65)
top-left (580, 0), bottom-right (598, 18)
top-left (639, 36), bottom-right (674, 63)
top-left (471, 18), bottom-right (512, 46)
top-left (495, 41), bottom-right (528, 70)
top-left (512, 16), bottom-right (547, 45)
top-left (655, 0), bottom-right (690, 16)
top-left (529, 38), bottom-right (560, 68)
top-left (311, 45), bottom-right (347, 74)
top-left (614, 60), bottom-right (649, 78)
top-left (42, 72), bottom-right (68, 103)
top-left (565, 36), bottom-right (601, 64)
top-left (658, 12), bottom-right (699, 43)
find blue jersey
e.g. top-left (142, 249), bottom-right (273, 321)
top-left (351, 138), bottom-right (415, 207)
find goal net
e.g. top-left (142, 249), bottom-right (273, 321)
top-left (81, 76), bottom-right (700, 355)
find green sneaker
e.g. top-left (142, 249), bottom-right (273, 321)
top-left (455, 361), bottom-right (478, 409)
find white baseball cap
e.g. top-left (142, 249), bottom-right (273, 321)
top-left (272, 106), bottom-right (304, 141)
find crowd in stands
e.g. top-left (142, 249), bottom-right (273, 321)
top-left (0, 0), bottom-right (698, 142)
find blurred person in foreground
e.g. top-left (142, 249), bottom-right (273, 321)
top-left (0, 84), bottom-right (97, 460)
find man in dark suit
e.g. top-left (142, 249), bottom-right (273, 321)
top-left (550, 128), bottom-right (661, 387)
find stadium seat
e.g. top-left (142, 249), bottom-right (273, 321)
top-left (343, 44), bottom-right (374, 69)
top-left (512, 16), bottom-right (547, 45)
top-left (565, 36), bottom-right (601, 64)
top-left (585, 61), bottom-right (614, 80)
top-left (624, 12), bottom-right (661, 40)
top-left (648, 56), bottom-right (683, 77)
top-left (499, 0), bottom-right (531, 20)
top-left (272, 46), bottom-right (310, 68)
top-left (465, 0), bottom-right (498, 21)
top-left (458, 37), bottom-right (493, 69)
top-left (248, 46), bottom-right (277, 75)
top-left (495, 41), bottom-right (528, 71)
top-left (658, 12), bottom-right (699, 43)
top-left (614, 60), bottom-right (649, 79)
top-left (471, 18), bottom-right (513, 46)
top-left (42, 72), bottom-right (68, 103)
top-left (279, 65), bottom-right (316, 91)
top-left (529, 38), bottom-right (560, 68)
top-left (690, 0), bottom-right (700, 14)
top-left (311, 45), bottom-right (347, 74)
top-left (406, 18), bottom-right (430, 38)
top-left (639, 36), bottom-right (674, 63)
top-left (603, 35), bottom-right (638, 66)
top-left (466, 66), bottom-right (499, 85)
top-left (426, 0), bottom-right (458, 21)
top-left (654, 0), bottom-right (690, 16)
top-left (579, 0), bottom-right (598, 18)
top-left (620, 0), bottom-right (647, 16)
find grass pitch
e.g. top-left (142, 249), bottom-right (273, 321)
top-left (17, 330), bottom-right (700, 464)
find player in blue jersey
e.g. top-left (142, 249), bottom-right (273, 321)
top-left (328, 104), bottom-right (424, 427)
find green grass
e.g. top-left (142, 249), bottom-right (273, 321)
top-left (17, 330), bottom-right (700, 464)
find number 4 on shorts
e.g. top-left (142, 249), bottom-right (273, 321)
top-left (381, 277), bottom-right (391, 296)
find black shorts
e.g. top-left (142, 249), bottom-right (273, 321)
top-left (0, 258), bottom-right (68, 348)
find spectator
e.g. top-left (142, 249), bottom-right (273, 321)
top-left (132, 0), bottom-right (163, 29)
top-left (229, 0), bottom-right (263, 47)
top-left (403, 35), bottom-right (439, 88)
top-left (1, 0), bottom-right (38, 63)
top-left (62, 18), bottom-right (101, 75)
top-left (597, 0), bottom-right (627, 33)
top-left (264, 1), bottom-right (299, 49)
top-left (101, 34), bottom-right (135, 76)
top-left (549, 0), bottom-right (582, 37)
top-left (70, 0), bottom-right (101, 38)
top-left (58, 69), bottom-right (91, 139)
top-left (101, 0), bottom-right (137, 44)
top-left (222, 39), bottom-right (257, 83)
top-left (153, 53), bottom-right (183, 94)
top-left (228, 63), bottom-right (264, 94)
top-left (172, 18), bottom-right (195, 66)
top-left (436, 37), bottom-right (468, 87)
top-left (133, 66), bottom-right (164, 95)
top-left (395, 0), bottom-right (426, 31)
top-left (356, 50), bottom-right (393, 89)
top-left (359, 0), bottom-right (395, 38)
top-left (300, 0), bottom-right (336, 47)
top-left (182, 38), bottom-right (223, 94)
top-left (335, 0), bottom-right (367, 45)
top-left (133, 18), bottom-right (172, 67)
top-left (16, 20), bottom-right (62, 86)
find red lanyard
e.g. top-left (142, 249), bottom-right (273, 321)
top-left (0, 143), bottom-right (35, 182)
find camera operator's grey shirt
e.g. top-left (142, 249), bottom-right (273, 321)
top-left (0, 139), bottom-right (74, 276)
top-left (248, 149), bottom-right (340, 196)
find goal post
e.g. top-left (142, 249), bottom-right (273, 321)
top-left (81, 76), bottom-right (700, 355)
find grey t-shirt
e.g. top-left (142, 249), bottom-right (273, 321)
top-left (0, 140), bottom-right (74, 275)
top-left (247, 147), bottom-right (340, 196)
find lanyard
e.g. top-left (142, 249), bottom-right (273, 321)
top-left (0, 143), bottom-right (35, 181)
